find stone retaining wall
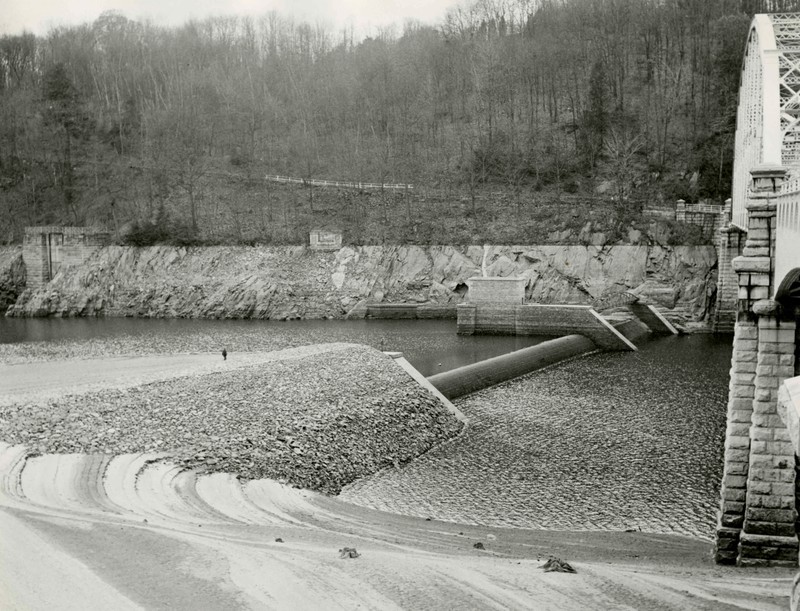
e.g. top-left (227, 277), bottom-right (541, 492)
top-left (23, 226), bottom-right (110, 291)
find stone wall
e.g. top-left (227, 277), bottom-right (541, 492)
top-left (673, 198), bottom-right (743, 333)
top-left (23, 227), bottom-right (110, 291)
top-left (714, 227), bottom-right (746, 333)
top-left (676, 199), bottom-right (726, 236)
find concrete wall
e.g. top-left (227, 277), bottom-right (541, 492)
top-left (365, 303), bottom-right (457, 319)
top-left (466, 277), bottom-right (525, 304)
top-left (22, 231), bottom-right (48, 292)
top-left (457, 303), bottom-right (636, 351)
top-left (309, 230), bottom-right (342, 251)
top-left (23, 227), bottom-right (109, 291)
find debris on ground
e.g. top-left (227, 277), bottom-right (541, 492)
top-left (539, 556), bottom-right (577, 573)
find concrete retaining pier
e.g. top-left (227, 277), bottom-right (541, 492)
top-left (457, 303), bottom-right (637, 351)
top-left (427, 334), bottom-right (597, 400)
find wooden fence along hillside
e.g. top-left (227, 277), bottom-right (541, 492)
top-left (264, 175), bottom-right (413, 191)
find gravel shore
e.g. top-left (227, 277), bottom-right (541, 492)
top-left (0, 343), bottom-right (464, 494)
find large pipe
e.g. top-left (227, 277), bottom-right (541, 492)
top-left (427, 334), bottom-right (597, 400)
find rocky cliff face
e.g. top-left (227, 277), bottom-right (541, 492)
top-left (6, 244), bottom-right (717, 323)
top-left (0, 246), bottom-right (25, 314)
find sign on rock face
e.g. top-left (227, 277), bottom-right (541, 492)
top-left (309, 229), bottom-right (342, 251)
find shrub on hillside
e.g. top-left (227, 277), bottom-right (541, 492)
top-left (121, 218), bottom-right (205, 247)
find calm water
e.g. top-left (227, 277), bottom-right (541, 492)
top-left (0, 318), bottom-right (550, 377)
top-left (344, 333), bottom-right (735, 538)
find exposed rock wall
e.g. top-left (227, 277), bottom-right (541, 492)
top-left (0, 246), bottom-right (25, 314)
top-left (6, 244), bottom-right (718, 323)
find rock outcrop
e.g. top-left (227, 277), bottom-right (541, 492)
top-left (6, 244), bottom-right (717, 323)
top-left (0, 246), bottom-right (25, 314)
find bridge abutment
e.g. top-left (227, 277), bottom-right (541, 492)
top-left (740, 311), bottom-right (798, 565)
top-left (715, 166), bottom-right (799, 566)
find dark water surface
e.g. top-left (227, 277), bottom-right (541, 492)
top-left (343, 333), bottom-right (733, 539)
top-left (0, 318), bottom-right (549, 376)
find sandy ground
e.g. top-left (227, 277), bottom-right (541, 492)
top-left (0, 346), bottom-right (343, 407)
top-left (0, 353), bottom-right (796, 610)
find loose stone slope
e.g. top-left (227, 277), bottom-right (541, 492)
top-left (0, 343), bottom-right (463, 494)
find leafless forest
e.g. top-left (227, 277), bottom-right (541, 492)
top-left (1, 0), bottom-right (798, 244)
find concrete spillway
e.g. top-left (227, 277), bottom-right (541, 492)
top-left (428, 334), bottom-right (598, 400)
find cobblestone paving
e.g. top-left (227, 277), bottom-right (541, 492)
top-left (341, 335), bottom-right (732, 540)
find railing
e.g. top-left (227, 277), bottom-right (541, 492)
top-left (264, 174), bottom-right (413, 191)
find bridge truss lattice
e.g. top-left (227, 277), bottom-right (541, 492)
top-left (733, 14), bottom-right (800, 228)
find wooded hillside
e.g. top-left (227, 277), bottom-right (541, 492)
top-left (1, 0), bottom-right (798, 245)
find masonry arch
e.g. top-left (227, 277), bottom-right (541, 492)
top-left (777, 268), bottom-right (800, 313)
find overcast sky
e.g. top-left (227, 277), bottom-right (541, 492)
top-left (1, 0), bottom-right (459, 36)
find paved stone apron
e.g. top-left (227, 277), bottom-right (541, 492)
top-left (341, 335), bottom-right (732, 540)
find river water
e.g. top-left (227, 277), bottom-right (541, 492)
top-left (343, 333), bottom-right (733, 539)
top-left (0, 317), bottom-right (733, 538)
top-left (0, 318), bottom-right (547, 376)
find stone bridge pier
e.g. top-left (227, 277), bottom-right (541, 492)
top-left (715, 167), bottom-right (800, 567)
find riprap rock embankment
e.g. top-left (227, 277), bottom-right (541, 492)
top-left (6, 244), bottom-right (717, 323)
top-left (0, 344), bottom-right (462, 494)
